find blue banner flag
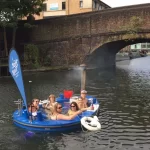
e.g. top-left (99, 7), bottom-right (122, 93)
top-left (9, 49), bottom-right (28, 111)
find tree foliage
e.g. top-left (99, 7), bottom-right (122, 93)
top-left (0, 0), bottom-right (45, 22)
top-left (0, 0), bottom-right (45, 56)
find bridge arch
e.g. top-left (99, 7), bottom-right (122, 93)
top-left (85, 38), bottom-right (150, 68)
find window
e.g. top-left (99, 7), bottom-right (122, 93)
top-left (147, 43), bottom-right (150, 48)
top-left (141, 43), bottom-right (146, 49)
top-left (93, 1), bottom-right (96, 9)
top-left (96, 3), bottom-right (99, 10)
top-left (42, 3), bottom-right (47, 11)
top-left (79, 0), bottom-right (83, 8)
top-left (98, 5), bottom-right (102, 10)
top-left (62, 2), bottom-right (66, 10)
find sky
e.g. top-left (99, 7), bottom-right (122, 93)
top-left (101, 0), bottom-right (150, 7)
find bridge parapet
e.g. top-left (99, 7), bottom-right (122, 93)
top-left (29, 3), bottom-right (150, 43)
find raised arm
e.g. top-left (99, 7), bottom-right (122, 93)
top-left (57, 110), bottom-right (82, 120)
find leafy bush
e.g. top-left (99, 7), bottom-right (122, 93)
top-left (24, 44), bottom-right (40, 69)
top-left (43, 56), bottom-right (51, 66)
top-left (38, 44), bottom-right (52, 66)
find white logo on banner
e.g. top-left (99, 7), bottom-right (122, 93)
top-left (12, 58), bottom-right (19, 78)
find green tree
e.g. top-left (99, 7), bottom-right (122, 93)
top-left (0, 0), bottom-right (45, 56)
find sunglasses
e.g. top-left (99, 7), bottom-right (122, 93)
top-left (57, 106), bottom-right (62, 109)
top-left (71, 105), bottom-right (76, 107)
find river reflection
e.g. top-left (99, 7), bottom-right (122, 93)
top-left (1, 57), bottom-right (150, 150)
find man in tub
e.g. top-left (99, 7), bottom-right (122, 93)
top-left (77, 90), bottom-right (94, 111)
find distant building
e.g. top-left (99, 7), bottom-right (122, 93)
top-left (24, 0), bottom-right (111, 20)
top-left (130, 43), bottom-right (150, 52)
top-left (119, 43), bottom-right (150, 53)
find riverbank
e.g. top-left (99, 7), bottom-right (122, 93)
top-left (23, 66), bottom-right (73, 72)
top-left (23, 54), bottom-right (130, 72)
top-left (0, 53), bottom-right (130, 76)
top-left (116, 53), bottom-right (129, 62)
top-left (0, 56), bottom-right (129, 76)
top-left (0, 65), bottom-right (73, 76)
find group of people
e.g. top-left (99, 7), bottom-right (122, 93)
top-left (28, 90), bottom-right (94, 121)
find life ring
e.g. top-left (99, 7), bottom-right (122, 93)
top-left (81, 116), bottom-right (101, 131)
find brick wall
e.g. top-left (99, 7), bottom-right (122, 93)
top-left (14, 3), bottom-right (150, 67)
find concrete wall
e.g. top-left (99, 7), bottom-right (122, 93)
top-left (83, 0), bottom-right (92, 8)
top-left (68, 0), bottom-right (92, 15)
top-left (43, 10), bottom-right (66, 17)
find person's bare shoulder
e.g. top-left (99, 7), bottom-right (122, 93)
top-left (78, 97), bottom-right (82, 101)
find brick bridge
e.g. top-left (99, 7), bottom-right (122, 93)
top-left (19, 3), bottom-right (150, 68)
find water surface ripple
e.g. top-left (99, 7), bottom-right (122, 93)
top-left (0, 57), bottom-right (150, 150)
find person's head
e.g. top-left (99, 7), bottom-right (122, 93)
top-left (32, 98), bottom-right (39, 106)
top-left (70, 101), bottom-right (79, 111)
top-left (28, 102), bottom-right (33, 108)
top-left (81, 90), bottom-right (87, 98)
top-left (49, 94), bottom-right (56, 103)
top-left (54, 103), bottom-right (62, 114)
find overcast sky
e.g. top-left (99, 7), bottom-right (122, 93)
top-left (101, 0), bottom-right (150, 7)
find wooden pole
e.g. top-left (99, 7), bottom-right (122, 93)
top-left (29, 81), bottom-right (32, 101)
top-left (80, 64), bottom-right (86, 90)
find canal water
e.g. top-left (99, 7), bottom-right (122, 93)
top-left (0, 56), bottom-right (150, 150)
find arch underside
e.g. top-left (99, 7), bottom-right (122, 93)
top-left (85, 36), bottom-right (150, 68)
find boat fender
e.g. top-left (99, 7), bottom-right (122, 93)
top-left (81, 116), bottom-right (101, 131)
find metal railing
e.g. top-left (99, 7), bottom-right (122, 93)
top-left (14, 99), bottom-right (23, 116)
